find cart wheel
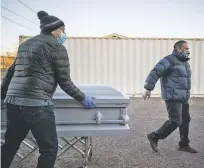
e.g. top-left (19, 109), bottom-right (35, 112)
top-left (82, 150), bottom-right (93, 159)
top-left (88, 150), bottom-right (93, 159)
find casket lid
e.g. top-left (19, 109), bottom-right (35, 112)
top-left (53, 84), bottom-right (130, 107)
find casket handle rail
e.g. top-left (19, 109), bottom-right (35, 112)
top-left (55, 109), bottom-right (129, 125)
top-left (95, 111), bottom-right (129, 125)
top-left (55, 120), bottom-right (129, 125)
top-left (95, 111), bottom-right (103, 125)
top-left (1, 108), bottom-right (130, 126)
top-left (119, 108), bottom-right (129, 125)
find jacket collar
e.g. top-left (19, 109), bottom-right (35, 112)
top-left (172, 50), bottom-right (190, 62)
top-left (40, 31), bottom-right (50, 35)
top-left (35, 31), bottom-right (58, 47)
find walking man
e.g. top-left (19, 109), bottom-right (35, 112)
top-left (143, 40), bottom-right (198, 153)
top-left (1, 11), bottom-right (96, 168)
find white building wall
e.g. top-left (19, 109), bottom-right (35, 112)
top-left (20, 36), bottom-right (204, 96)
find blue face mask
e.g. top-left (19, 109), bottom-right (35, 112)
top-left (57, 33), bottom-right (67, 44)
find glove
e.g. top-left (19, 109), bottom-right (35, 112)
top-left (82, 96), bottom-right (97, 109)
top-left (142, 89), bottom-right (151, 100)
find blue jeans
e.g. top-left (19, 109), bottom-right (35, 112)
top-left (1, 104), bottom-right (58, 168)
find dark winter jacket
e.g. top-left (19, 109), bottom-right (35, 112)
top-left (144, 51), bottom-right (191, 101)
top-left (1, 33), bottom-right (85, 101)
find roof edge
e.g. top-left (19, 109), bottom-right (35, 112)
top-left (19, 35), bottom-right (204, 40)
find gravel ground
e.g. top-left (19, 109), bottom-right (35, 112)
top-left (11, 98), bottom-right (204, 168)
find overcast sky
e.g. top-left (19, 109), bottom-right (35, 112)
top-left (1, 0), bottom-right (204, 52)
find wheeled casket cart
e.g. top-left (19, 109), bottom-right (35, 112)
top-left (1, 85), bottom-right (130, 168)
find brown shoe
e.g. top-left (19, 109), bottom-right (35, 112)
top-left (147, 133), bottom-right (159, 152)
top-left (178, 146), bottom-right (198, 153)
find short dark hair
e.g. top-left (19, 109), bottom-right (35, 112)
top-left (174, 40), bottom-right (187, 49)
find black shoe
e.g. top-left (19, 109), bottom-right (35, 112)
top-left (178, 145), bottom-right (198, 153)
top-left (147, 133), bottom-right (159, 152)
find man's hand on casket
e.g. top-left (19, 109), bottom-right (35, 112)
top-left (82, 96), bottom-right (97, 109)
top-left (142, 89), bottom-right (151, 100)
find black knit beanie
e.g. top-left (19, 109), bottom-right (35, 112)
top-left (37, 11), bottom-right (65, 33)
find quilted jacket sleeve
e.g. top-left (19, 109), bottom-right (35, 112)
top-left (144, 57), bottom-right (171, 91)
top-left (51, 45), bottom-right (85, 101)
top-left (1, 59), bottom-right (16, 99)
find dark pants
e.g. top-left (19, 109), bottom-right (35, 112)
top-left (152, 100), bottom-right (191, 147)
top-left (1, 104), bottom-right (58, 168)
